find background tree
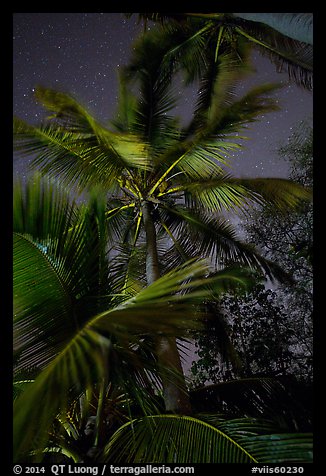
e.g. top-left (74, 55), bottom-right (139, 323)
top-left (190, 119), bottom-right (313, 388)
top-left (243, 119), bottom-right (313, 380)
top-left (190, 284), bottom-right (312, 386)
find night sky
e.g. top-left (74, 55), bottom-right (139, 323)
top-left (13, 12), bottom-right (313, 183)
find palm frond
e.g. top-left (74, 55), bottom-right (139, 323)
top-left (14, 258), bottom-right (254, 459)
top-left (93, 259), bottom-right (255, 323)
top-left (186, 38), bottom-right (253, 135)
top-left (14, 175), bottom-right (112, 301)
top-left (34, 87), bottom-right (152, 162)
top-left (152, 139), bottom-right (230, 185)
top-left (182, 174), bottom-right (312, 214)
top-left (13, 380), bottom-right (34, 401)
top-left (233, 177), bottom-right (312, 212)
top-left (14, 112), bottom-right (149, 193)
top-left (13, 329), bottom-right (110, 460)
top-left (103, 199), bottom-right (138, 246)
top-left (201, 415), bottom-right (313, 463)
top-left (206, 82), bottom-right (283, 137)
top-left (180, 175), bottom-right (254, 213)
top-left (158, 19), bottom-right (213, 84)
top-left (13, 176), bottom-right (113, 375)
top-left (152, 83), bottom-right (283, 181)
top-left (190, 377), bottom-right (312, 431)
top-left (109, 243), bottom-right (146, 298)
top-left (235, 432), bottom-right (313, 463)
top-left (110, 71), bottom-right (138, 133)
top-left (234, 24), bottom-right (313, 90)
top-left (33, 85), bottom-right (100, 132)
top-left (124, 27), bottom-right (182, 153)
top-left (159, 204), bottom-right (292, 283)
top-left (232, 13), bottom-right (313, 45)
top-left (13, 172), bottom-right (77, 243)
top-left (101, 414), bottom-right (257, 463)
top-left (13, 232), bottom-right (75, 373)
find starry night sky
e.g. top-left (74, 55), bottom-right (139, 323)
top-left (13, 12), bottom-right (313, 182)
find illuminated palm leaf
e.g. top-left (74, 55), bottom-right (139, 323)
top-left (13, 95), bottom-right (149, 193)
top-left (13, 255), bottom-right (254, 459)
top-left (180, 174), bottom-right (312, 213)
top-left (101, 412), bottom-right (312, 463)
top-left (98, 372), bottom-right (313, 463)
top-left (101, 414), bottom-right (257, 463)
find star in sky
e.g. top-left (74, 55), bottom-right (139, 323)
top-left (13, 12), bottom-right (313, 181)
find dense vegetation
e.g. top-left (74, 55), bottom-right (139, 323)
top-left (191, 122), bottom-right (313, 386)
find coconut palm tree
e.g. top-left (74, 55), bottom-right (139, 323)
top-left (126, 12), bottom-right (313, 90)
top-left (13, 28), bottom-right (311, 415)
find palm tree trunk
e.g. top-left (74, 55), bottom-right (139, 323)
top-left (142, 201), bottom-right (161, 285)
top-left (141, 200), bottom-right (192, 414)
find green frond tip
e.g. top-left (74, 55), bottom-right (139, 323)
top-left (101, 414), bottom-right (257, 463)
top-left (233, 177), bottom-right (312, 212)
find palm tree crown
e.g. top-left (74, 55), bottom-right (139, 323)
top-left (13, 27), bottom-right (310, 278)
